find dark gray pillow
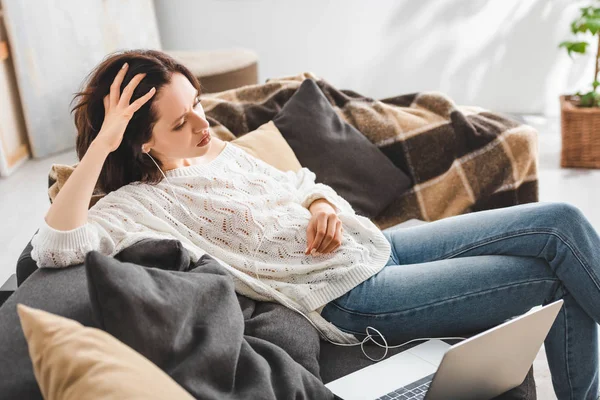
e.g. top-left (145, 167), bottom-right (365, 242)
top-left (84, 250), bottom-right (333, 400)
top-left (273, 79), bottom-right (412, 218)
top-left (114, 237), bottom-right (192, 271)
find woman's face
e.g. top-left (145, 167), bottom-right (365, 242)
top-left (144, 72), bottom-right (212, 169)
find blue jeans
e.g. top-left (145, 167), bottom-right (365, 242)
top-left (321, 201), bottom-right (600, 400)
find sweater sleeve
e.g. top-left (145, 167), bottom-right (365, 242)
top-left (31, 193), bottom-right (154, 268)
top-left (292, 167), bottom-right (354, 214)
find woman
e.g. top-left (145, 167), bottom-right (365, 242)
top-left (33, 49), bottom-right (599, 399)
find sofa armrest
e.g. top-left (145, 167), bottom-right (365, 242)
top-left (0, 274), bottom-right (17, 307)
top-left (16, 232), bottom-right (39, 287)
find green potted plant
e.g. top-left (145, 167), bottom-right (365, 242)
top-left (559, 5), bottom-right (600, 168)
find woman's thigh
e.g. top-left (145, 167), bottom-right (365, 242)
top-left (382, 201), bottom-right (594, 266)
top-left (321, 254), bottom-right (561, 342)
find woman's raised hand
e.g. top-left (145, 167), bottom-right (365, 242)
top-left (93, 63), bottom-right (156, 153)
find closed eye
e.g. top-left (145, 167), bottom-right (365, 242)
top-left (173, 97), bottom-right (202, 131)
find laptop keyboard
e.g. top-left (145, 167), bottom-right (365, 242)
top-left (375, 373), bottom-right (435, 399)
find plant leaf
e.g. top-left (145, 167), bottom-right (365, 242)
top-left (584, 16), bottom-right (600, 34)
top-left (559, 41), bottom-right (589, 57)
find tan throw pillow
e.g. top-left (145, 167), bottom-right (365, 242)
top-left (230, 120), bottom-right (302, 172)
top-left (48, 121), bottom-right (302, 208)
top-left (17, 304), bottom-right (193, 400)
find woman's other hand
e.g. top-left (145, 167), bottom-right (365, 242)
top-left (305, 199), bottom-right (343, 256)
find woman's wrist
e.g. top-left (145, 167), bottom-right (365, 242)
top-left (89, 139), bottom-right (112, 158)
top-left (308, 198), bottom-right (337, 214)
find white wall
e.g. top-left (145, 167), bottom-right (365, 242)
top-left (154, 0), bottom-right (595, 116)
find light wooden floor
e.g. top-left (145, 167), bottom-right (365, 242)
top-left (1, 115), bottom-right (598, 398)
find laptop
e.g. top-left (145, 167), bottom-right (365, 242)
top-left (326, 299), bottom-right (563, 400)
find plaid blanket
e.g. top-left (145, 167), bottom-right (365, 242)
top-left (48, 72), bottom-right (538, 230)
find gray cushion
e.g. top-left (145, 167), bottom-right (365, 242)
top-left (85, 250), bottom-right (330, 399)
top-left (273, 79), bottom-right (412, 218)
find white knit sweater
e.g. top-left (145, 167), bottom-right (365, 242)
top-left (31, 142), bottom-right (392, 343)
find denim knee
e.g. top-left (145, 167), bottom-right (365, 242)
top-left (545, 202), bottom-right (587, 229)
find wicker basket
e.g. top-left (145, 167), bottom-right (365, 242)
top-left (560, 95), bottom-right (600, 168)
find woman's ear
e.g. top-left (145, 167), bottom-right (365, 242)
top-left (141, 139), bottom-right (154, 154)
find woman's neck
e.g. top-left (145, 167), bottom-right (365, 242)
top-left (163, 138), bottom-right (227, 171)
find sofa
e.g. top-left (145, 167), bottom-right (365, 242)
top-left (0, 75), bottom-right (540, 399)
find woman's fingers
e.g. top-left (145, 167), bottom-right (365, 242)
top-left (316, 214), bottom-right (338, 253)
top-left (103, 94), bottom-right (110, 112)
top-left (128, 86), bottom-right (156, 114)
top-left (309, 214), bottom-right (328, 254)
top-left (321, 221), bottom-right (343, 254)
top-left (305, 217), bottom-right (318, 254)
top-left (118, 72), bottom-right (147, 108)
top-left (305, 213), bottom-right (343, 256)
top-left (110, 62), bottom-right (129, 108)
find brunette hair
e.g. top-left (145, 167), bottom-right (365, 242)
top-left (71, 49), bottom-right (201, 194)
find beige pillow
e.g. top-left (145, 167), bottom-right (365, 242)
top-left (230, 120), bottom-right (302, 172)
top-left (17, 304), bottom-right (193, 400)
